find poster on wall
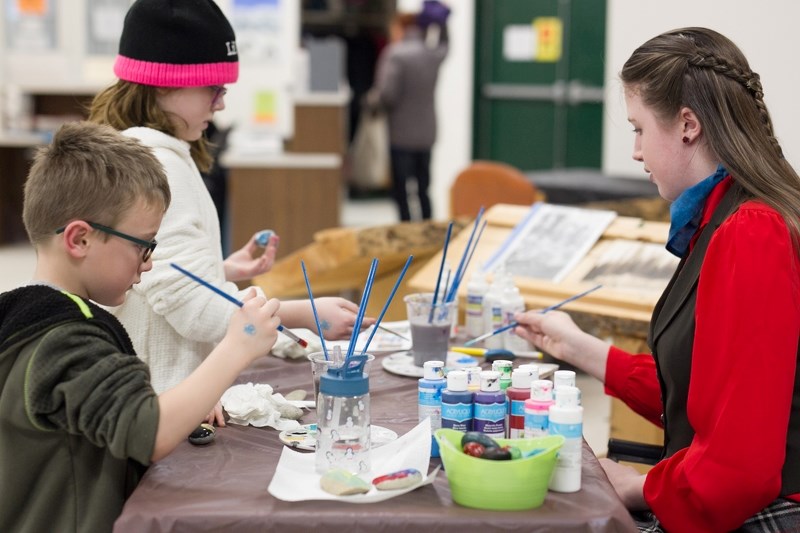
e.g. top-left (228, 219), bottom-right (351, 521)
top-left (85, 0), bottom-right (128, 56)
top-left (231, 0), bottom-right (285, 65)
top-left (220, 0), bottom-right (297, 139)
top-left (5, 0), bottom-right (57, 51)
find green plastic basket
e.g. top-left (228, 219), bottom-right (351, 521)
top-left (434, 428), bottom-right (565, 511)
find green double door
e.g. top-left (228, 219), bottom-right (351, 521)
top-left (473, 0), bottom-right (606, 170)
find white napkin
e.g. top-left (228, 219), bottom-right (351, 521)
top-left (221, 383), bottom-right (309, 430)
top-left (268, 418), bottom-right (437, 503)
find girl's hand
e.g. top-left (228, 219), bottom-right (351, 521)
top-left (599, 458), bottom-right (648, 511)
top-left (513, 310), bottom-right (583, 361)
top-left (312, 297), bottom-right (376, 340)
top-left (224, 232), bottom-right (280, 282)
top-left (204, 401), bottom-right (226, 426)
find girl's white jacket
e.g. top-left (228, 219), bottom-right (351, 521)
top-left (110, 127), bottom-right (257, 393)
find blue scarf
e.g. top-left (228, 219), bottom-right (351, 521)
top-left (666, 164), bottom-right (727, 257)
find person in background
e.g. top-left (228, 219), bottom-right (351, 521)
top-left (515, 27), bottom-right (800, 532)
top-left (367, 1), bottom-right (450, 221)
top-left (0, 121), bottom-right (281, 532)
top-left (89, 0), bottom-right (373, 423)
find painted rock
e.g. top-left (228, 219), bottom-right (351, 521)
top-left (188, 423), bottom-right (216, 445)
top-left (255, 229), bottom-right (274, 247)
top-left (372, 468), bottom-right (423, 491)
top-left (320, 468), bottom-right (371, 496)
top-left (461, 431), bottom-right (499, 450)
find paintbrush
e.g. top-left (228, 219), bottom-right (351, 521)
top-left (463, 284), bottom-right (603, 347)
top-left (171, 263), bottom-right (308, 348)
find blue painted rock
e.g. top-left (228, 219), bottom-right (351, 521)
top-left (255, 229), bottom-right (274, 247)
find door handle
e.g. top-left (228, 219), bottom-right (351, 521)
top-left (483, 80), bottom-right (603, 106)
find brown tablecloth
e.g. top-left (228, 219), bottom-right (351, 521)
top-left (114, 352), bottom-right (638, 532)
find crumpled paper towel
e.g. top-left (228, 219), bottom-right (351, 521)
top-left (221, 383), bottom-right (309, 430)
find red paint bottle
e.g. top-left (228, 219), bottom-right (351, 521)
top-left (506, 367), bottom-right (534, 438)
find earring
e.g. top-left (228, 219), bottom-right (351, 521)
top-left (682, 136), bottom-right (690, 144)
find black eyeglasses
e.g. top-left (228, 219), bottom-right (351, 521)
top-left (210, 85), bottom-right (227, 106)
top-left (56, 221), bottom-right (158, 263)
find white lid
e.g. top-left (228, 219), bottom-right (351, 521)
top-left (491, 359), bottom-right (513, 378)
top-left (446, 370), bottom-right (468, 391)
top-left (530, 379), bottom-right (553, 401)
top-left (511, 368), bottom-right (534, 389)
top-left (553, 370), bottom-right (576, 388)
top-left (423, 360), bottom-right (445, 380)
top-left (517, 363), bottom-right (540, 381)
top-left (465, 366), bottom-right (482, 387)
top-left (480, 370), bottom-right (501, 392)
top-left (554, 385), bottom-right (580, 407)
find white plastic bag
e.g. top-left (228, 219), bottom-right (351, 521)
top-left (348, 111), bottom-right (389, 189)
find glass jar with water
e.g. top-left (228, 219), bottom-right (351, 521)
top-left (315, 354), bottom-right (371, 474)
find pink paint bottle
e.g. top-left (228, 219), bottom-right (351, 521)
top-left (524, 380), bottom-right (555, 438)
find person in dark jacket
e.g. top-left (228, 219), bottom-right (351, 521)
top-left (0, 121), bottom-right (281, 532)
top-left (368, 3), bottom-right (449, 221)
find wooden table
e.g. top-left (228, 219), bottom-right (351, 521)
top-left (114, 350), bottom-right (637, 532)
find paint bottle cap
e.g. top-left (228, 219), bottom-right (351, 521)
top-left (511, 368), bottom-right (534, 389)
top-left (446, 369), bottom-right (468, 392)
top-left (423, 360), bottom-right (445, 380)
top-left (554, 385), bottom-right (580, 408)
top-left (479, 370), bottom-right (501, 392)
top-left (491, 359), bottom-right (513, 379)
top-left (553, 370), bottom-right (576, 389)
top-left (531, 379), bottom-right (554, 401)
top-left (517, 363), bottom-right (540, 381)
top-left (465, 367), bottom-right (482, 389)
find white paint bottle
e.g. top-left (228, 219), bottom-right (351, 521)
top-left (548, 385), bottom-right (583, 493)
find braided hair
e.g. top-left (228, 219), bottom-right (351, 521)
top-left (621, 27), bottom-right (800, 250)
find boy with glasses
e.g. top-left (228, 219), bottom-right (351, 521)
top-left (0, 121), bottom-right (281, 532)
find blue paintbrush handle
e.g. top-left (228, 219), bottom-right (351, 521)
top-left (170, 262), bottom-right (306, 346)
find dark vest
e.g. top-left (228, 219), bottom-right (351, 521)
top-left (648, 183), bottom-right (800, 495)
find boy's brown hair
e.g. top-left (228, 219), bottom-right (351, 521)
top-left (22, 121), bottom-right (171, 245)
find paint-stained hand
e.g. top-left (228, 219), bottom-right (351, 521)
top-left (223, 231), bottom-right (280, 282)
top-left (313, 297), bottom-right (376, 340)
top-left (513, 310), bottom-right (582, 361)
top-left (226, 289), bottom-right (281, 360)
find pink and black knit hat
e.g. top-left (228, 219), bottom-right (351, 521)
top-left (114, 0), bottom-right (238, 88)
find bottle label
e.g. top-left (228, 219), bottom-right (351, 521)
top-left (442, 402), bottom-right (472, 422)
top-left (418, 390), bottom-right (441, 405)
top-left (491, 305), bottom-right (504, 328)
top-left (466, 294), bottom-right (483, 315)
top-left (510, 399), bottom-right (526, 416)
top-left (549, 421), bottom-right (582, 439)
top-left (419, 386), bottom-right (442, 429)
top-left (524, 411), bottom-right (549, 436)
top-left (442, 402), bottom-right (473, 432)
top-left (474, 401), bottom-right (505, 436)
